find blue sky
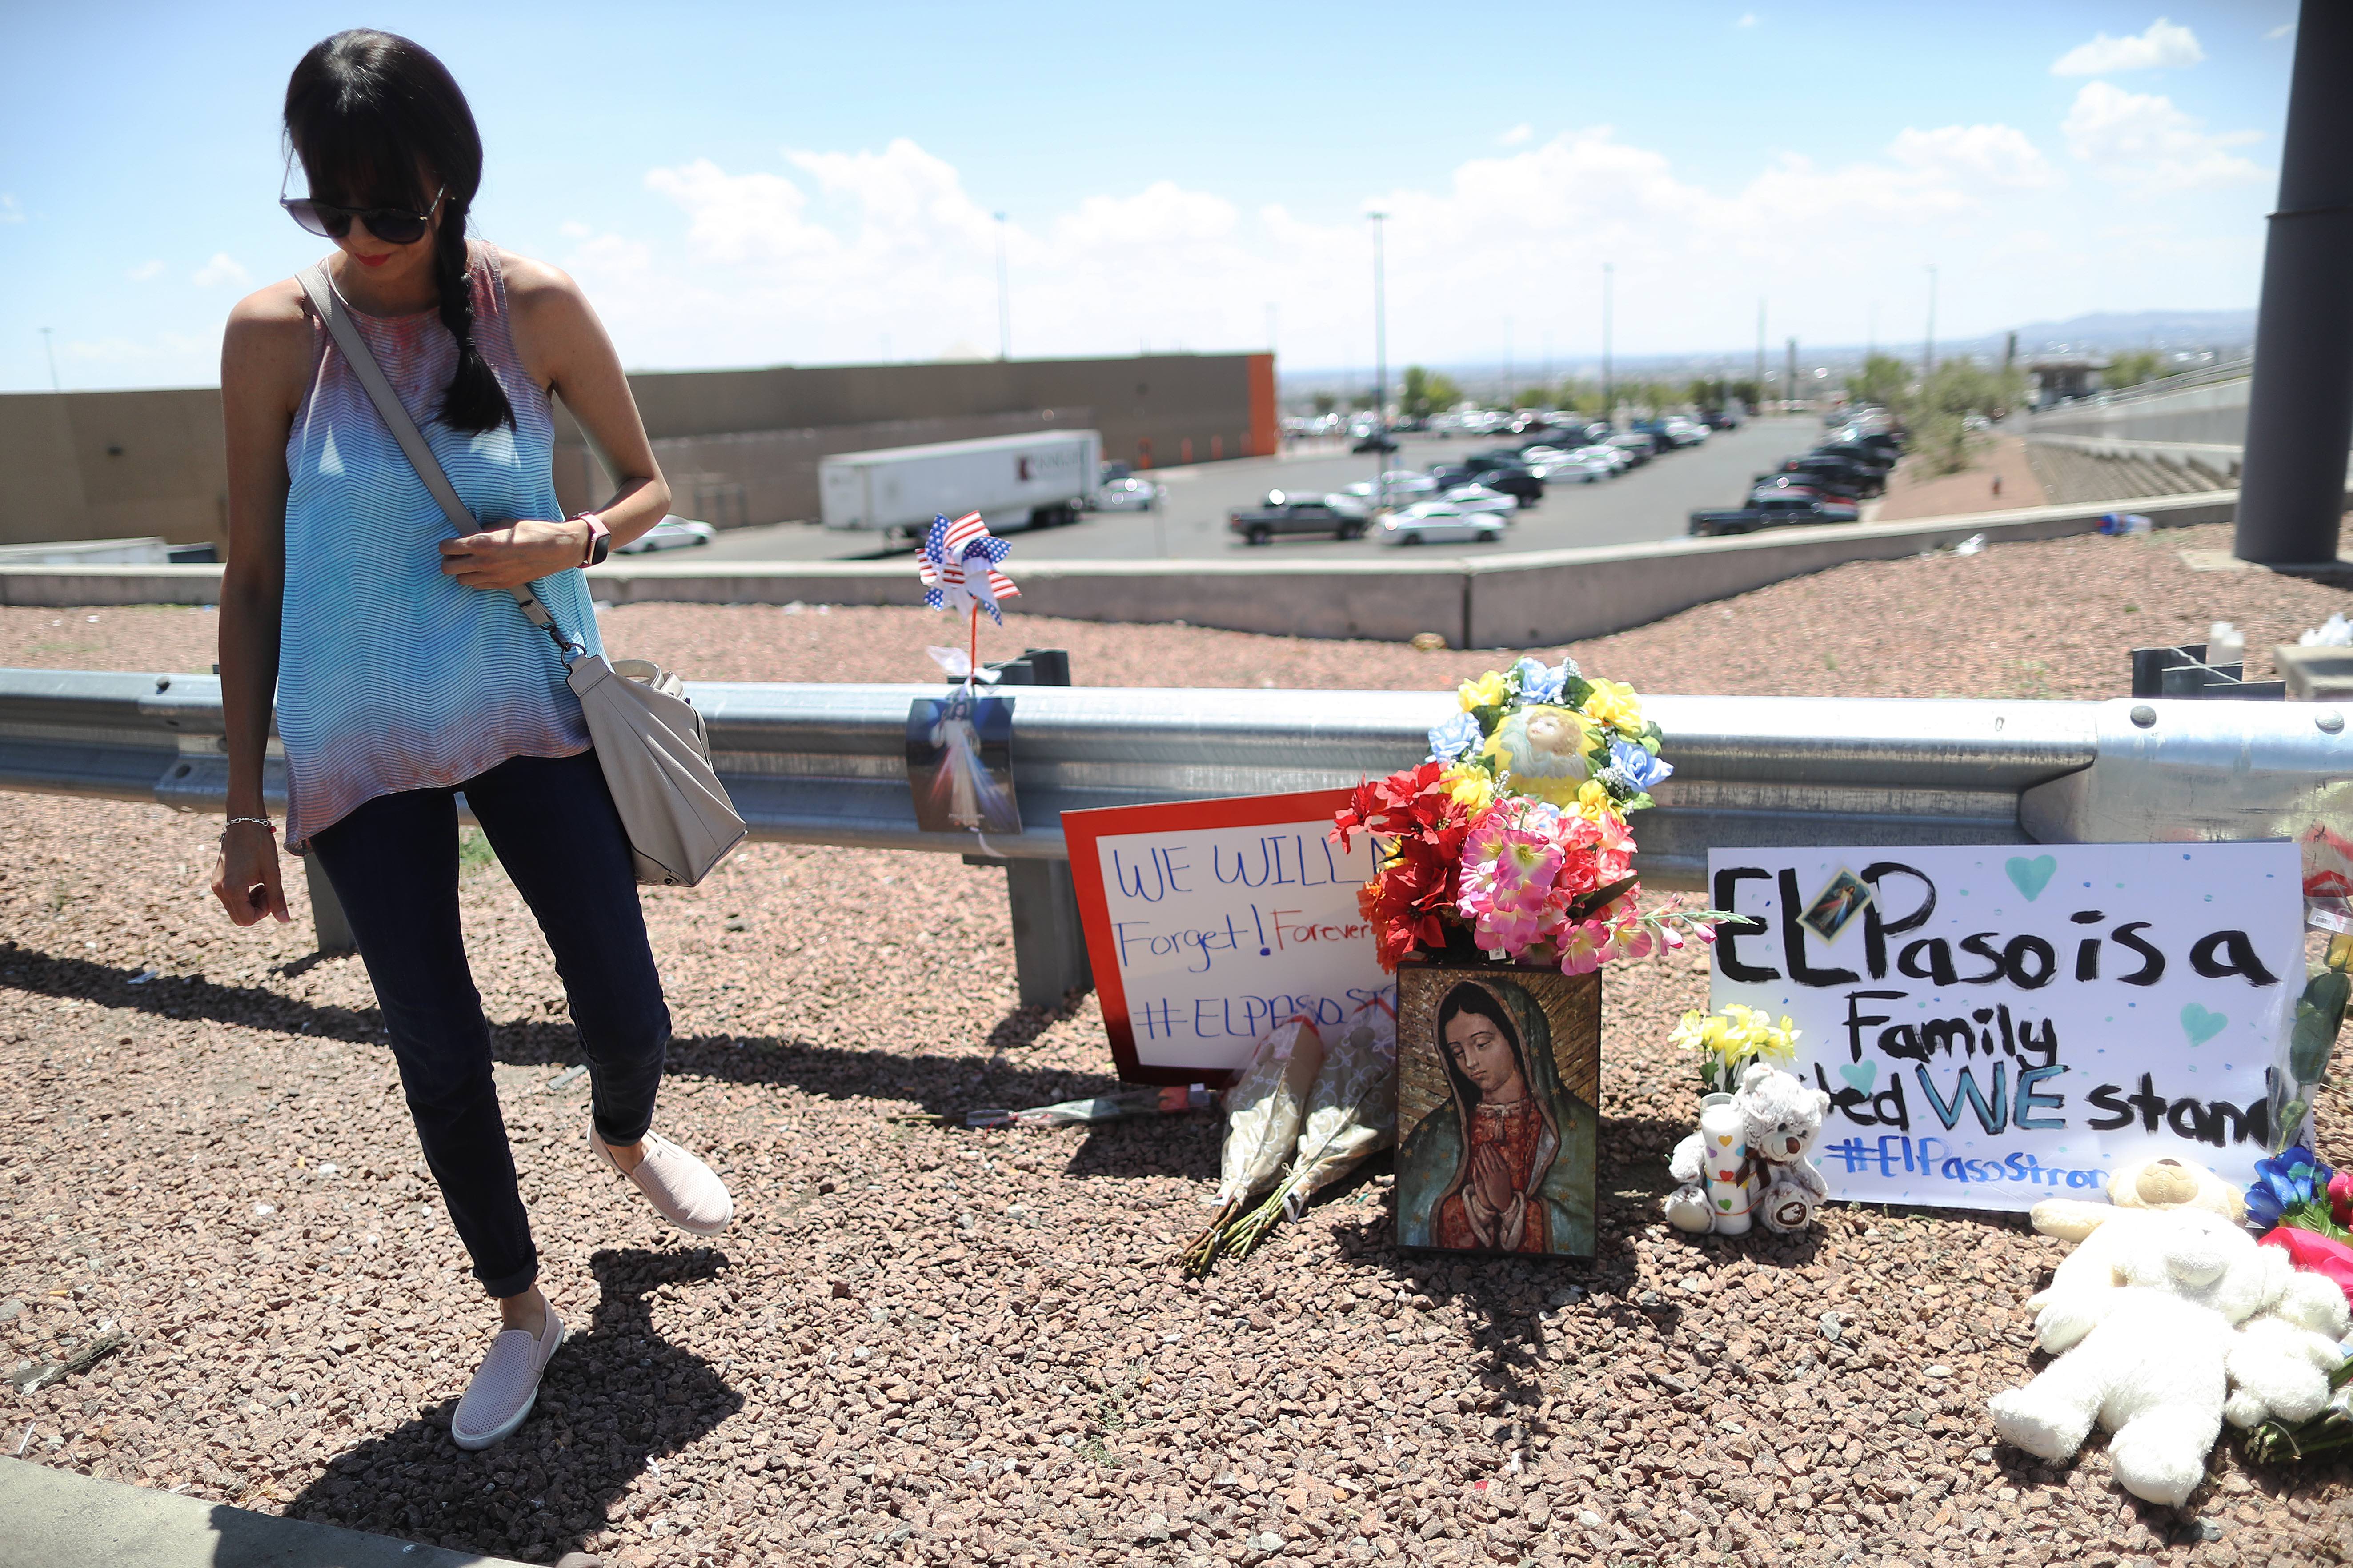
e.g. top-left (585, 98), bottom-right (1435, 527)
top-left (0, 3), bottom-right (2298, 390)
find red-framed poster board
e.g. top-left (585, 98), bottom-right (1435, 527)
top-left (1063, 789), bottom-right (1392, 1085)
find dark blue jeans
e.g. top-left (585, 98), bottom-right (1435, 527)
top-left (308, 748), bottom-right (671, 1298)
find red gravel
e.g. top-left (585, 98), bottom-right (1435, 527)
top-left (3, 521), bottom-right (2350, 1567)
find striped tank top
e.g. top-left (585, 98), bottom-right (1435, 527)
top-left (279, 242), bottom-right (605, 850)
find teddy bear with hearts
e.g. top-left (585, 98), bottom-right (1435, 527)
top-left (1664, 1062), bottom-right (1831, 1236)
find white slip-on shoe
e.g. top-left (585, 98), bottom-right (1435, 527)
top-left (450, 1304), bottom-right (565, 1452)
top-left (593, 1126), bottom-right (734, 1236)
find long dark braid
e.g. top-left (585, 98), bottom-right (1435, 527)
top-left (430, 193), bottom-right (513, 433)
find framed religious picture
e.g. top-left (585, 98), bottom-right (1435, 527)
top-left (906, 690), bottom-right (1021, 837)
top-left (1394, 958), bottom-right (1602, 1257)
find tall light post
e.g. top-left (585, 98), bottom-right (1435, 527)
top-left (1368, 210), bottom-right (1388, 494)
top-left (1922, 263), bottom-right (1937, 379)
top-left (40, 327), bottom-right (59, 393)
top-left (993, 212), bottom-right (1010, 361)
top-left (1600, 262), bottom-right (1614, 422)
top-left (1754, 298), bottom-right (1765, 413)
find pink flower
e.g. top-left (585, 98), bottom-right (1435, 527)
top-left (1606, 918), bottom-right (1656, 962)
top-left (1458, 810), bottom-right (1565, 955)
top-left (1558, 918), bottom-right (1610, 975)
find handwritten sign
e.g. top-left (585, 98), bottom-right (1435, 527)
top-left (1064, 790), bottom-right (1389, 1083)
top-left (1708, 843), bottom-right (2304, 1210)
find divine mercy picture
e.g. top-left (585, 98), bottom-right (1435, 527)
top-left (1395, 965), bottom-right (1600, 1257)
top-left (906, 690), bottom-right (1021, 837)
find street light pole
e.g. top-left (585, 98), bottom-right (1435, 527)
top-left (993, 213), bottom-right (1010, 362)
top-left (1601, 262), bottom-right (1613, 423)
top-left (1923, 264), bottom-right (1937, 379)
top-left (40, 327), bottom-right (59, 393)
top-left (1369, 211), bottom-right (1388, 497)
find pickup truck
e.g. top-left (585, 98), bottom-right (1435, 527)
top-left (1688, 493), bottom-right (1860, 537)
top-left (1228, 493), bottom-right (1367, 545)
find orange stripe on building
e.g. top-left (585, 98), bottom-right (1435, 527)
top-left (1246, 352), bottom-right (1278, 457)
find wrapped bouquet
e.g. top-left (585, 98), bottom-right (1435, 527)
top-left (1332, 655), bottom-right (1726, 972)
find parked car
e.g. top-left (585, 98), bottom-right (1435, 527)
top-left (1754, 470), bottom-right (1861, 504)
top-left (1777, 455), bottom-right (1879, 497)
top-left (1524, 450), bottom-right (1610, 483)
top-left (1425, 462), bottom-right (1479, 490)
top-left (1571, 444), bottom-right (1631, 473)
top-left (1441, 483), bottom-right (1519, 517)
top-left (1228, 492), bottom-right (1367, 545)
top-left (1378, 502), bottom-right (1507, 546)
top-left (1473, 465), bottom-right (1545, 506)
top-left (1702, 408), bottom-right (1744, 430)
top-left (1342, 470), bottom-right (1439, 505)
top-left (1605, 432), bottom-right (1656, 465)
top-left (1663, 416), bottom-right (1711, 446)
top-left (1351, 432), bottom-right (1400, 454)
top-left (1089, 476), bottom-right (1160, 511)
top-left (616, 517), bottom-right (716, 554)
top-left (1688, 494), bottom-right (1860, 536)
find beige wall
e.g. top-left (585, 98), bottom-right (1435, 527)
top-left (4, 353), bottom-right (1263, 549)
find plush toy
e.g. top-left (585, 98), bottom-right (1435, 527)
top-left (2031, 1155), bottom-right (2247, 1241)
top-left (1664, 1063), bottom-right (1829, 1236)
top-left (2222, 1271), bottom-right (2352, 1431)
top-left (2024, 1156), bottom-right (2248, 1311)
top-left (1989, 1207), bottom-right (2301, 1505)
top-left (1736, 1063), bottom-right (1832, 1233)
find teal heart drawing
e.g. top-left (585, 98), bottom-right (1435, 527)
top-left (1839, 1061), bottom-right (1879, 1095)
top-left (2180, 1003), bottom-right (2227, 1047)
top-left (2005, 855), bottom-right (2058, 902)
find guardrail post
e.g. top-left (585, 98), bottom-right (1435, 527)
top-left (1006, 859), bottom-right (1092, 1008)
top-left (300, 852), bottom-right (356, 955)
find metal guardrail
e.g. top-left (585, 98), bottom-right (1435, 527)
top-left (2043, 354), bottom-right (2253, 412)
top-left (2, 670), bottom-right (2347, 1003)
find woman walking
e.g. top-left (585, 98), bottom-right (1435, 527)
top-left (211, 29), bottom-right (730, 1451)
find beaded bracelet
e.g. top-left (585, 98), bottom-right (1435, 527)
top-left (223, 816), bottom-right (276, 834)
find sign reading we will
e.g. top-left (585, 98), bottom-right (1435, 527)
top-left (1064, 790), bottom-right (1389, 1083)
top-left (1708, 843), bottom-right (2304, 1211)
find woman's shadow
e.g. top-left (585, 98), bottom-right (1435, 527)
top-left (272, 1246), bottom-right (742, 1564)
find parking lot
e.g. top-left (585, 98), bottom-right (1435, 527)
top-left (680, 418), bottom-right (1820, 565)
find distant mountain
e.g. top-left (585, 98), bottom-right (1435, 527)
top-left (1944, 309), bottom-right (2256, 360)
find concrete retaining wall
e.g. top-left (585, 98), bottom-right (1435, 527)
top-left (4, 490), bottom-right (2249, 646)
top-left (2024, 377), bottom-right (2250, 445)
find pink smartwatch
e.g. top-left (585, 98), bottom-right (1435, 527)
top-left (575, 512), bottom-right (611, 568)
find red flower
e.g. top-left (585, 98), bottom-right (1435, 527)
top-left (2332, 1169), bottom-right (2353, 1228)
top-left (2260, 1225), bottom-right (2353, 1314)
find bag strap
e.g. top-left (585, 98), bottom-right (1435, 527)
top-left (295, 261), bottom-right (579, 655)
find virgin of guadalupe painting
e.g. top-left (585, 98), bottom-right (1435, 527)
top-left (1395, 966), bottom-right (1599, 1256)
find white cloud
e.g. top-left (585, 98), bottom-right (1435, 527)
top-left (1888, 123), bottom-right (2061, 189)
top-left (2062, 80), bottom-right (2265, 190)
top-left (2265, 23), bottom-right (2294, 41)
top-left (61, 330), bottom-right (213, 364)
top-left (1498, 124), bottom-right (1533, 147)
top-left (558, 219), bottom-right (592, 239)
top-left (0, 193), bottom-right (21, 223)
top-left (2052, 17), bottom-right (2205, 75)
top-left (127, 260), bottom-right (165, 281)
top-left (190, 253), bottom-right (249, 288)
top-left (1737, 12), bottom-right (1758, 26)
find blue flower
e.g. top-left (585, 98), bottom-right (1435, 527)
top-left (1427, 711), bottom-right (1483, 763)
top-left (2248, 1145), bottom-right (2332, 1232)
top-left (1513, 657), bottom-right (1567, 705)
top-left (1605, 738), bottom-right (1674, 793)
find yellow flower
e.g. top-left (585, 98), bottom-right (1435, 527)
top-left (1573, 778), bottom-right (1613, 822)
top-left (1439, 762), bottom-right (1497, 812)
top-left (1668, 1011), bottom-right (1712, 1052)
top-left (1458, 670), bottom-right (1509, 712)
top-left (1580, 677), bottom-right (1647, 737)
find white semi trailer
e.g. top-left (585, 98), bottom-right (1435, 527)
top-left (818, 429), bottom-right (1103, 540)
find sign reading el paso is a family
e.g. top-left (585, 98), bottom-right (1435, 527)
top-left (1707, 842), bottom-right (2304, 1210)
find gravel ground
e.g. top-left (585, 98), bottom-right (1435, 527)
top-left (3, 521), bottom-right (2352, 1568)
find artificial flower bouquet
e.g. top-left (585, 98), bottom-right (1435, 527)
top-left (2243, 1143), bottom-right (2353, 1463)
top-left (1331, 655), bottom-right (1725, 973)
top-left (1671, 1004), bottom-right (1802, 1097)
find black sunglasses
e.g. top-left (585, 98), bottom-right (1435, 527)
top-left (280, 180), bottom-right (445, 245)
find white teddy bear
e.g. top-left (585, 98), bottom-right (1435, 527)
top-left (1664, 1063), bottom-right (1830, 1236)
top-left (1988, 1207), bottom-right (2297, 1505)
top-left (2222, 1268), bottom-right (2352, 1430)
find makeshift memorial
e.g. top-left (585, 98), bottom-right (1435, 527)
top-left (1709, 842), bottom-right (2305, 1211)
top-left (1183, 1016), bottom-right (1323, 1275)
top-left (1665, 1061), bottom-right (1832, 1237)
top-left (909, 513), bottom-right (1024, 838)
top-left (1063, 789), bottom-right (1386, 1083)
top-left (1331, 655), bottom-right (1728, 975)
top-left (1219, 991), bottom-right (1399, 1263)
top-left (1988, 1207), bottom-right (2305, 1505)
top-left (2029, 1154), bottom-right (2248, 1244)
top-left (1395, 965), bottom-right (1601, 1256)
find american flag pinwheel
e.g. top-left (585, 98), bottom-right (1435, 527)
top-left (918, 512), bottom-right (1020, 624)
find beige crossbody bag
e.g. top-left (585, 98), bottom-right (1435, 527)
top-left (297, 262), bottom-right (747, 887)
